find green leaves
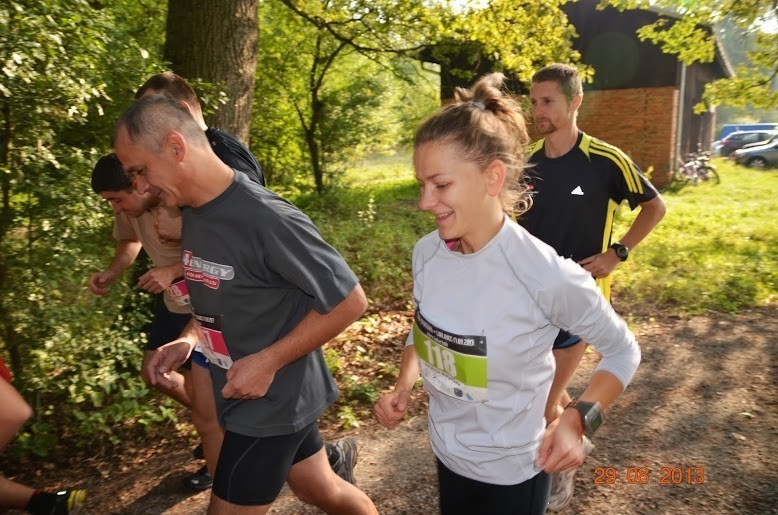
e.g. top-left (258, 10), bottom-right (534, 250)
top-left (0, 0), bottom-right (169, 457)
top-left (636, 16), bottom-right (715, 64)
top-left (255, 0), bottom-right (441, 192)
top-left (258, 0), bottom-right (590, 191)
top-left (447, 0), bottom-right (586, 83)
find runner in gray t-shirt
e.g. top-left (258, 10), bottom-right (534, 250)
top-left (136, 71), bottom-right (360, 486)
top-left (114, 94), bottom-right (377, 514)
top-left (181, 171), bottom-right (353, 435)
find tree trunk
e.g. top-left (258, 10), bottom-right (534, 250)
top-left (165, 0), bottom-right (259, 144)
top-left (306, 94), bottom-right (324, 194)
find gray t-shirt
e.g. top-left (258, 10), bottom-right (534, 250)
top-left (181, 172), bottom-right (358, 437)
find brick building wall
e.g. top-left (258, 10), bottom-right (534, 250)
top-left (577, 86), bottom-right (678, 186)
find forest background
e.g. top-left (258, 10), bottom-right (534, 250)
top-left (0, 0), bottom-right (776, 463)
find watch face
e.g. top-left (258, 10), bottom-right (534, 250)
top-left (584, 408), bottom-right (603, 435)
top-left (567, 400), bottom-right (604, 436)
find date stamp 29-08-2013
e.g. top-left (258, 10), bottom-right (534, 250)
top-left (593, 467), bottom-right (706, 486)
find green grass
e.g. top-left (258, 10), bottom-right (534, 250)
top-left (290, 156), bottom-right (777, 315)
top-left (342, 150), bottom-right (415, 186)
top-left (613, 158), bottom-right (778, 314)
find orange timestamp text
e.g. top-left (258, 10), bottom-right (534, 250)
top-left (594, 467), bottom-right (706, 485)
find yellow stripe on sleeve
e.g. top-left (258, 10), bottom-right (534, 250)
top-left (589, 140), bottom-right (643, 194)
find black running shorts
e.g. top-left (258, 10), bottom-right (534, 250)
top-left (212, 422), bottom-right (324, 506)
top-left (147, 300), bottom-right (192, 351)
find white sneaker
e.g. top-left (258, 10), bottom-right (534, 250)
top-left (547, 436), bottom-right (595, 511)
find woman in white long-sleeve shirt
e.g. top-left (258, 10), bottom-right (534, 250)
top-left (374, 73), bottom-right (641, 515)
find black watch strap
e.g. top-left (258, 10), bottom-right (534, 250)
top-left (610, 242), bottom-right (629, 261)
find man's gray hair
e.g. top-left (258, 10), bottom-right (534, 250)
top-left (114, 93), bottom-right (207, 153)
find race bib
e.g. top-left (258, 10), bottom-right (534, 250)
top-left (167, 278), bottom-right (191, 307)
top-left (413, 309), bottom-right (488, 402)
top-left (193, 312), bottom-right (233, 369)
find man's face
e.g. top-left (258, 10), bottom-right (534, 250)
top-left (100, 189), bottom-right (159, 218)
top-left (529, 80), bottom-right (578, 136)
top-left (114, 126), bottom-right (183, 208)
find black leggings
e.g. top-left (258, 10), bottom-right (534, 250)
top-left (437, 458), bottom-right (550, 515)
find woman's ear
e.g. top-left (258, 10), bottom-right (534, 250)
top-left (485, 159), bottom-right (506, 197)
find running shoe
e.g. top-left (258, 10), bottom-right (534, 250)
top-left (183, 465), bottom-right (213, 491)
top-left (330, 437), bottom-right (359, 485)
top-left (547, 436), bottom-right (595, 512)
top-left (53, 489), bottom-right (87, 515)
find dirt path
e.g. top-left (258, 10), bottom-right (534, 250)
top-left (6, 308), bottom-right (777, 514)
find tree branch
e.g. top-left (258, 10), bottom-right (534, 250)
top-left (277, 0), bottom-right (428, 56)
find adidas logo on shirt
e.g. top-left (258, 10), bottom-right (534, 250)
top-left (571, 186), bottom-right (584, 195)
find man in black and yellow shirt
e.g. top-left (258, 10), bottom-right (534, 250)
top-left (522, 63), bottom-right (666, 511)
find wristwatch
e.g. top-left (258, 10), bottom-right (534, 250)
top-left (565, 399), bottom-right (603, 437)
top-left (610, 242), bottom-right (629, 261)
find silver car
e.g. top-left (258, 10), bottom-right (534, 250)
top-left (733, 138), bottom-right (778, 169)
top-left (720, 130), bottom-right (777, 156)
